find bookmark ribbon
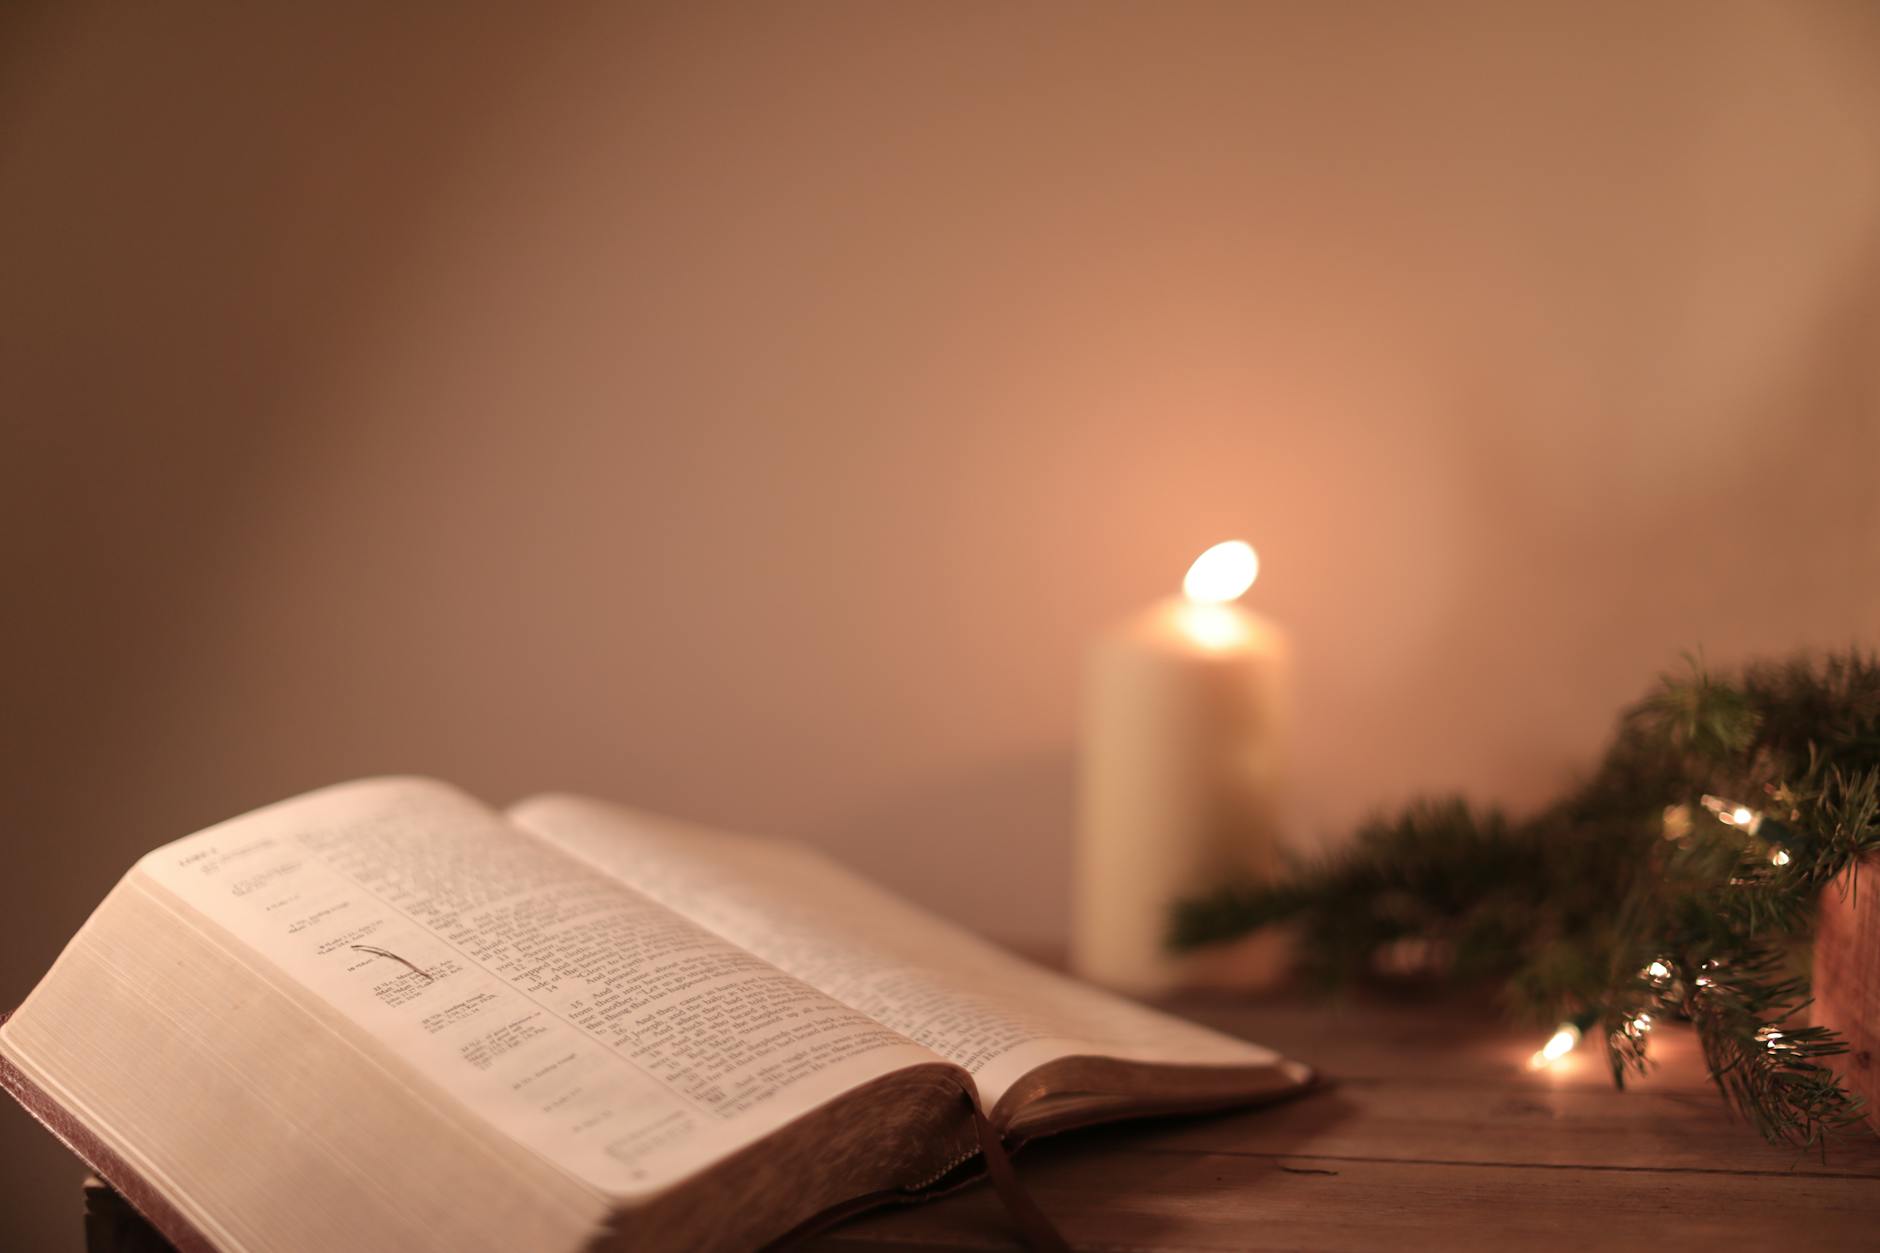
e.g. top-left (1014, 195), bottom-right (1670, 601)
top-left (963, 1089), bottom-right (1071, 1253)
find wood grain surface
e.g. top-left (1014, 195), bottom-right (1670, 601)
top-left (805, 997), bottom-right (1880, 1252)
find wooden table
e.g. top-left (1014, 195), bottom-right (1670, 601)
top-left (806, 997), bottom-right (1880, 1252)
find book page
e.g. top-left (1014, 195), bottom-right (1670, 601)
top-left (510, 796), bottom-right (1307, 1112)
top-left (134, 778), bottom-right (947, 1199)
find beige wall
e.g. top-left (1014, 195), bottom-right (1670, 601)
top-left (3, 1), bottom-right (1878, 1243)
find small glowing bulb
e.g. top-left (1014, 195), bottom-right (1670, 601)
top-left (1695, 975), bottom-right (1713, 988)
top-left (1182, 540), bottom-right (1259, 605)
top-left (1645, 960), bottom-right (1671, 982)
top-left (1634, 1013), bottom-right (1653, 1032)
top-left (1770, 849), bottom-right (1791, 867)
top-left (1701, 795), bottom-right (1763, 834)
top-left (1528, 1023), bottom-right (1582, 1070)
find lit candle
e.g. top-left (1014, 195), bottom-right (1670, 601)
top-left (1072, 541), bottom-right (1291, 994)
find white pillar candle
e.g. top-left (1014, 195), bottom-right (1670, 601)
top-left (1072, 541), bottom-right (1291, 994)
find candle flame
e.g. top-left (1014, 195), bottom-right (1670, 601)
top-left (1183, 541), bottom-right (1259, 604)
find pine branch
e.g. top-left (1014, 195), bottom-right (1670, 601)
top-left (1169, 648), bottom-right (1880, 1147)
top-left (1683, 944), bottom-right (1863, 1147)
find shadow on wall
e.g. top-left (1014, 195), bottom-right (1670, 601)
top-left (0, 4), bottom-right (577, 977)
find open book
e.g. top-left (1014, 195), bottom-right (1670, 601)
top-left (1, 779), bottom-right (1311, 1252)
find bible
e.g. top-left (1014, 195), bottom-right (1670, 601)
top-left (1, 778), bottom-right (1311, 1251)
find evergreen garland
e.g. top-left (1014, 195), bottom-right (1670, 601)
top-left (1170, 650), bottom-right (1880, 1146)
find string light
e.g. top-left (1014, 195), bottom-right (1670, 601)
top-left (1700, 794), bottom-right (1764, 834)
top-left (1610, 1010), bottom-right (1655, 1042)
top-left (1770, 849), bottom-right (1791, 867)
top-left (1643, 958), bottom-right (1672, 983)
top-left (1528, 1022), bottom-right (1582, 1070)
